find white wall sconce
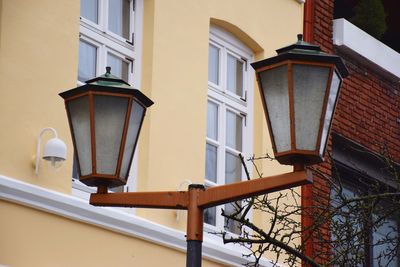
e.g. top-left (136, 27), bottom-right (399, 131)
top-left (35, 127), bottom-right (67, 176)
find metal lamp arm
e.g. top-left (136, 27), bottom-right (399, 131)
top-left (90, 190), bottom-right (189, 209)
top-left (90, 170), bottom-right (312, 210)
top-left (198, 170), bottom-right (312, 208)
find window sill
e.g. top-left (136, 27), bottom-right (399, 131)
top-left (0, 174), bottom-right (273, 267)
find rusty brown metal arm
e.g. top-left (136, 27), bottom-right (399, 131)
top-left (90, 191), bottom-right (189, 209)
top-left (197, 170), bottom-right (312, 209)
top-left (90, 171), bottom-right (312, 210)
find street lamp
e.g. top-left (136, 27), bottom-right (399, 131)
top-left (59, 67), bottom-right (153, 189)
top-left (59, 36), bottom-right (347, 267)
top-left (251, 34), bottom-right (348, 166)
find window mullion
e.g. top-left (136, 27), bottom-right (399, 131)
top-left (105, 0), bottom-right (110, 33)
top-left (218, 103), bottom-right (226, 186)
top-left (242, 59), bottom-right (248, 101)
top-left (98, 0), bottom-right (106, 32)
top-left (206, 138), bottom-right (219, 147)
top-left (129, 0), bottom-right (135, 45)
top-left (240, 123), bottom-right (244, 181)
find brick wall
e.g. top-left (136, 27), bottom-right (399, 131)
top-left (332, 56), bottom-right (400, 160)
top-left (303, 0), bottom-right (400, 264)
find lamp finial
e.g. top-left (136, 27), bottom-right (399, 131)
top-left (297, 34), bottom-right (303, 42)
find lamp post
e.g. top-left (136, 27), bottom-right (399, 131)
top-left (60, 35), bottom-right (347, 267)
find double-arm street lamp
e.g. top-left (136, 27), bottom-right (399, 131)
top-left (59, 35), bottom-right (348, 267)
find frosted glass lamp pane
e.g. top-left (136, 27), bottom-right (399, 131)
top-left (120, 101), bottom-right (145, 179)
top-left (207, 101), bottom-right (218, 140)
top-left (68, 96), bottom-right (92, 176)
top-left (320, 71), bottom-right (341, 156)
top-left (78, 40), bottom-right (97, 82)
top-left (227, 54), bottom-right (243, 96)
top-left (208, 44), bottom-right (219, 85)
top-left (107, 53), bottom-right (129, 82)
top-left (94, 95), bottom-right (129, 175)
top-left (81, 0), bottom-right (98, 23)
top-left (225, 152), bottom-right (241, 184)
top-left (259, 65), bottom-right (290, 153)
top-left (205, 143), bottom-right (217, 183)
top-left (108, 0), bottom-right (130, 39)
top-left (226, 111), bottom-right (242, 151)
top-left (293, 65), bottom-right (330, 151)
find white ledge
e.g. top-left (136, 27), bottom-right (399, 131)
top-left (333, 18), bottom-right (400, 78)
top-left (0, 175), bottom-right (273, 267)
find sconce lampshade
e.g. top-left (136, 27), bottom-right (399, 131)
top-left (59, 67), bottom-right (153, 188)
top-left (43, 137), bottom-right (67, 162)
top-left (251, 35), bottom-right (348, 165)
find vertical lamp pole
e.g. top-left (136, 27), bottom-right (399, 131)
top-left (60, 35), bottom-right (348, 267)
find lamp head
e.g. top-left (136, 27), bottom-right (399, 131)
top-left (59, 67), bottom-right (153, 188)
top-left (251, 35), bottom-right (348, 166)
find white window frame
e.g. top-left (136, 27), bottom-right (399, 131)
top-left (205, 26), bottom-right (254, 234)
top-left (73, 0), bottom-right (144, 200)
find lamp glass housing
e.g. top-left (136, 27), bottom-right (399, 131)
top-left (60, 69), bottom-right (153, 188)
top-left (251, 35), bottom-right (348, 165)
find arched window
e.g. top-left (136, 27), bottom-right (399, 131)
top-left (205, 25), bottom-right (254, 233)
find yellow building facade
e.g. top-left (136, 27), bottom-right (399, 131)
top-left (0, 0), bottom-right (304, 266)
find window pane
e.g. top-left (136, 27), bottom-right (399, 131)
top-left (227, 54), bottom-right (243, 96)
top-left (331, 182), bottom-right (364, 265)
top-left (205, 144), bottom-right (217, 183)
top-left (81, 0), bottom-right (98, 23)
top-left (107, 53), bottom-right (129, 82)
top-left (207, 101), bottom-right (218, 140)
top-left (225, 152), bottom-right (241, 184)
top-left (204, 206), bottom-right (216, 226)
top-left (372, 213), bottom-right (399, 265)
top-left (226, 111), bottom-right (242, 151)
top-left (108, 0), bottom-right (130, 39)
top-left (224, 202), bottom-right (241, 234)
top-left (208, 44), bottom-right (219, 85)
top-left (78, 40), bottom-right (97, 82)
